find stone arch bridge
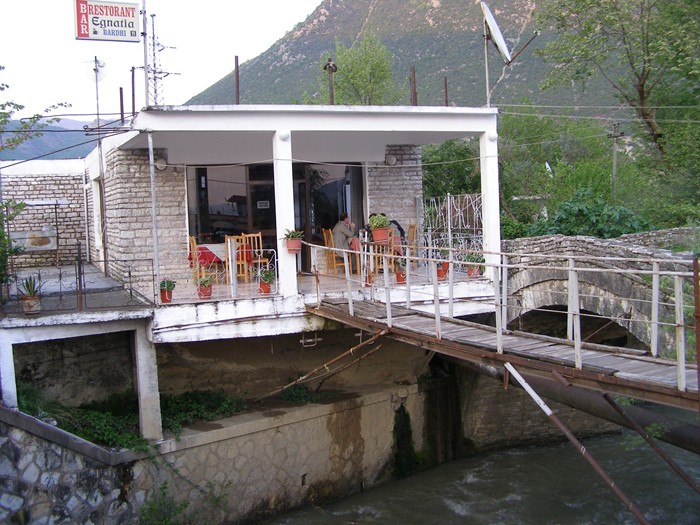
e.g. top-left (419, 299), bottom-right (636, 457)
top-left (502, 229), bottom-right (696, 353)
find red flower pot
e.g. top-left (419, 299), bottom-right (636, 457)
top-left (197, 285), bottom-right (213, 299)
top-left (160, 289), bottom-right (172, 303)
top-left (396, 271), bottom-right (406, 284)
top-left (286, 238), bottom-right (302, 254)
top-left (259, 281), bottom-right (271, 294)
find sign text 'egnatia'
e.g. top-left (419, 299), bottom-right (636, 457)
top-left (74, 0), bottom-right (140, 43)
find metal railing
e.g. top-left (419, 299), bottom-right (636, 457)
top-left (311, 241), bottom-right (698, 391)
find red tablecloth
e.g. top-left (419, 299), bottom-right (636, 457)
top-left (189, 243), bottom-right (251, 267)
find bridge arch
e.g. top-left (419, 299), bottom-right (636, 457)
top-left (502, 233), bottom-right (694, 352)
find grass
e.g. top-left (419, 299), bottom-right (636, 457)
top-left (17, 384), bottom-right (249, 451)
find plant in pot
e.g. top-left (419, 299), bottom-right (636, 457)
top-left (395, 257), bottom-right (407, 284)
top-left (368, 214), bottom-right (390, 245)
top-left (282, 229), bottom-right (304, 254)
top-left (195, 276), bottom-right (213, 299)
top-left (17, 275), bottom-right (42, 313)
top-left (159, 278), bottom-right (176, 303)
top-left (436, 248), bottom-right (450, 280)
top-left (466, 252), bottom-right (485, 277)
top-left (255, 267), bottom-right (276, 294)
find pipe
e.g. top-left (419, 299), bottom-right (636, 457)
top-left (453, 359), bottom-right (700, 455)
top-left (505, 363), bottom-right (652, 525)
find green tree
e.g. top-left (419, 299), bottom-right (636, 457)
top-left (308, 33), bottom-right (405, 105)
top-left (535, 0), bottom-right (699, 155)
top-left (422, 139), bottom-right (479, 198)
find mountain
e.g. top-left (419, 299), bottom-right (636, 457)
top-left (0, 119), bottom-right (94, 161)
top-left (187, 0), bottom-right (615, 109)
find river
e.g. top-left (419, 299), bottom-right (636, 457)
top-left (262, 429), bottom-right (700, 525)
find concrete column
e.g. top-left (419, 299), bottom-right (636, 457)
top-left (134, 325), bottom-right (163, 441)
top-left (0, 336), bottom-right (18, 408)
top-left (273, 129), bottom-right (298, 297)
top-left (479, 121), bottom-right (501, 278)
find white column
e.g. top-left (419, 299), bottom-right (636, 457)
top-left (134, 326), bottom-right (163, 441)
top-left (273, 129), bottom-right (298, 297)
top-left (479, 118), bottom-right (502, 279)
top-left (0, 337), bottom-right (17, 408)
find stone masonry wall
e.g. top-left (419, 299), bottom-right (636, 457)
top-left (0, 385), bottom-right (426, 524)
top-left (366, 145), bottom-right (423, 233)
top-left (103, 148), bottom-right (189, 291)
top-left (2, 163), bottom-right (86, 268)
top-left (14, 332), bottom-right (133, 406)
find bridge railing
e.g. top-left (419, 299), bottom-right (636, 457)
top-left (495, 250), bottom-right (696, 391)
top-left (311, 241), bottom-right (698, 392)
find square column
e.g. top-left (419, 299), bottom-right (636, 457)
top-left (479, 123), bottom-right (502, 276)
top-left (273, 129), bottom-right (298, 297)
top-left (134, 325), bottom-right (163, 441)
top-left (0, 337), bottom-right (18, 408)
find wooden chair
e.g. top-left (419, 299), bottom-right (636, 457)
top-left (244, 232), bottom-right (269, 276)
top-left (225, 235), bottom-right (250, 283)
top-left (373, 228), bottom-right (395, 276)
top-left (189, 235), bottom-right (222, 284)
top-left (406, 223), bottom-right (418, 269)
top-left (322, 228), bottom-right (347, 275)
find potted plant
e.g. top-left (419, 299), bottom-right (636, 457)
top-left (159, 278), bottom-right (176, 303)
top-left (17, 275), bottom-right (41, 313)
top-left (466, 252), bottom-right (485, 277)
top-left (282, 229), bottom-right (304, 254)
top-left (436, 248), bottom-right (450, 280)
top-left (195, 276), bottom-right (213, 299)
top-left (368, 214), bottom-right (390, 245)
top-left (255, 267), bottom-right (276, 294)
top-left (395, 257), bottom-right (407, 284)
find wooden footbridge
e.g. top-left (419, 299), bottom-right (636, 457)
top-left (307, 298), bottom-right (699, 412)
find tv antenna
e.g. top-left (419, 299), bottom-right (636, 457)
top-left (481, 2), bottom-right (538, 107)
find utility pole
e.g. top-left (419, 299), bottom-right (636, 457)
top-left (608, 123), bottom-right (624, 203)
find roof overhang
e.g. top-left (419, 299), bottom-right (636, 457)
top-left (120, 104), bottom-right (499, 164)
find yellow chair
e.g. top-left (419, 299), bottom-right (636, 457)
top-left (322, 228), bottom-right (347, 275)
top-left (244, 232), bottom-right (269, 275)
top-left (406, 223), bottom-right (418, 269)
top-left (225, 235), bottom-right (250, 283)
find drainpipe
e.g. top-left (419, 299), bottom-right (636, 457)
top-left (147, 132), bottom-right (161, 293)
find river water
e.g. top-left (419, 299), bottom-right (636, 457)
top-left (262, 429), bottom-right (700, 525)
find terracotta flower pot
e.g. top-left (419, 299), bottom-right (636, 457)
top-left (20, 296), bottom-right (41, 313)
top-left (286, 238), bottom-right (302, 254)
top-left (396, 271), bottom-right (406, 284)
top-left (160, 289), bottom-right (172, 303)
top-left (371, 227), bottom-right (390, 245)
top-left (259, 281), bottom-right (271, 294)
top-left (197, 285), bottom-right (213, 299)
top-left (467, 265), bottom-right (482, 277)
top-left (436, 266), bottom-right (448, 281)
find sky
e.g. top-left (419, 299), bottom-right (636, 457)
top-left (1, 0), bottom-right (322, 120)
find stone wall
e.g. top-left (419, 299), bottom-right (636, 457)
top-left (101, 148), bottom-right (189, 291)
top-left (459, 368), bottom-right (618, 452)
top-left (1, 160), bottom-right (86, 268)
top-left (14, 332), bottom-right (133, 406)
top-left (0, 384), bottom-right (426, 524)
top-left (366, 145), bottom-right (423, 233)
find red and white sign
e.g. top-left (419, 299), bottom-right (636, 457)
top-left (75, 0), bottom-right (140, 43)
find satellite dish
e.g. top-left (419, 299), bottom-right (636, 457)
top-left (481, 2), bottom-right (511, 63)
top-left (480, 2), bottom-right (538, 107)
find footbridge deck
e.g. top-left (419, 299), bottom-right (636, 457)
top-left (307, 299), bottom-right (699, 412)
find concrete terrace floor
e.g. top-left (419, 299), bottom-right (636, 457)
top-left (2, 263), bottom-right (491, 318)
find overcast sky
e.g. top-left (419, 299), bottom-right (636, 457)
top-left (1, 0), bottom-right (321, 120)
